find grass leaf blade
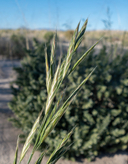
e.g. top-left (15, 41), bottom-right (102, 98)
top-left (69, 39), bottom-right (101, 75)
top-left (35, 151), bottom-right (45, 164)
top-left (13, 135), bottom-right (19, 164)
top-left (46, 129), bottom-right (74, 164)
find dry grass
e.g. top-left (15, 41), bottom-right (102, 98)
top-left (0, 28), bottom-right (127, 46)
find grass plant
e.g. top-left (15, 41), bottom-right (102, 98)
top-left (13, 19), bottom-right (99, 164)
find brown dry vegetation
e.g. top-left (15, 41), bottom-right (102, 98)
top-left (0, 29), bottom-right (128, 44)
top-left (0, 29), bottom-right (128, 60)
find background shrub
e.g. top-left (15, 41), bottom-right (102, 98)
top-left (44, 31), bottom-right (54, 42)
top-left (9, 41), bottom-right (47, 131)
top-left (9, 41), bottom-right (128, 160)
top-left (0, 37), bottom-right (9, 58)
top-left (10, 34), bottom-right (27, 59)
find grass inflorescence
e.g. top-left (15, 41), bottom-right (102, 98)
top-left (13, 19), bottom-right (99, 164)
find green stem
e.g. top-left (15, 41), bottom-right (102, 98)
top-left (27, 151), bottom-right (34, 164)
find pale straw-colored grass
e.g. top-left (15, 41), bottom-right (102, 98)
top-left (13, 19), bottom-right (100, 164)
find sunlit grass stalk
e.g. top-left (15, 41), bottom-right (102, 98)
top-left (14, 19), bottom-right (100, 164)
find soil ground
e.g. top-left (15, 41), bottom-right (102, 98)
top-left (0, 60), bottom-right (128, 164)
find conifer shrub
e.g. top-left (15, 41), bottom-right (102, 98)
top-left (9, 35), bottom-right (128, 160)
top-left (0, 37), bottom-right (9, 58)
top-left (61, 47), bottom-right (128, 160)
top-left (9, 41), bottom-right (47, 131)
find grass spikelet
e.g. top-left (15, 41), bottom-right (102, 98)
top-left (69, 39), bottom-right (101, 74)
top-left (45, 63), bottom-right (60, 115)
top-left (50, 33), bottom-right (56, 73)
top-left (62, 19), bottom-right (88, 79)
top-left (45, 46), bottom-right (51, 94)
top-left (20, 111), bottom-right (42, 162)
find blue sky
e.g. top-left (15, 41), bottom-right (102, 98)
top-left (0, 0), bottom-right (128, 31)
